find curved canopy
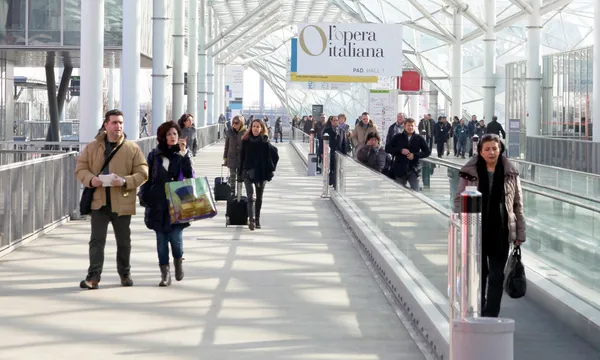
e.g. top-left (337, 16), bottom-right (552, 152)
top-left (210, 0), bottom-right (594, 118)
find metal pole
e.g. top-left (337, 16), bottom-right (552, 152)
top-left (107, 53), bottom-right (115, 109)
top-left (206, 6), bottom-right (214, 125)
top-left (80, 0), bottom-right (104, 143)
top-left (321, 133), bottom-right (330, 198)
top-left (526, 0), bottom-right (542, 136)
top-left (459, 185), bottom-right (482, 318)
top-left (187, 0), bottom-right (198, 120)
top-left (483, 0), bottom-right (497, 122)
top-left (152, 0), bottom-right (168, 135)
top-left (172, 0), bottom-right (185, 119)
top-left (309, 128), bottom-right (315, 154)
top-left (451, 9), bottom-right (463, 118)
top-left (197, 0), bottom-right (206, 127)
top-left (122, 0), bottom-right (141, 139)
top-left (593, 0), bottom-right (600, 142)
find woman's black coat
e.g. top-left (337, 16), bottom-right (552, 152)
top-left (139, 147), bottom-right (194, 233)
top-left (238, 134), bottom-right (279, 182)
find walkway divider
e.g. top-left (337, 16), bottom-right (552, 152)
top-left (287, 133), bottom-right (600, 358)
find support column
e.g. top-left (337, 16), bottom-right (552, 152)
top-left (197, 0), bottom-right (207, 127)
top-left (451, 9), bottom-right (463, 119)
top-left (172, 0), bottom-right (185, 120)
top-left (187, 0), bottom-right (198, 120)
top-left (429, 89), bottom-right (439, 121)
top-left (80, 0), bottom-right (104, 143)
top-left (206, 6), bottom-right (214, 125)
top-left (410, 94), bottom-right (419, 119)
top-left (483, 0), bottom-right (496, 122)
top-left (593, 0), bottom-right (600, 142)
top-left (122, 0), bottom-right (141, 139)
top-left (259, 78), bottom-right (265, 113)
top-left (526, 0), bottom-right (542, 136)
top-left (107, 53), bottom-right (115, 109)
top-left (152, 0), bottom-right (168, 135)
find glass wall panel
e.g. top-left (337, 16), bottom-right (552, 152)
top-left (541, 46), bottom-right (593, 139)
top-left (28, 0), bottom-right (61, 44)
top-left (63, 0), bottom-right (80, 46)
top-left (2, 0), bottom-right (26, 45)
top-left (105, 0), bottom-right (122, 46)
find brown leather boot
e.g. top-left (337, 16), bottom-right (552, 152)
top-left (174, 258), bottom-right (185, 281)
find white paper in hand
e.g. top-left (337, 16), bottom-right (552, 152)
top-left (98, 174), bottom-right (117, 187)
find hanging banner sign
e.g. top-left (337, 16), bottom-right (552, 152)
top-left (296, 23), bottom-right (403, 77)
top-left (368, 90), bottom-right (398, 145)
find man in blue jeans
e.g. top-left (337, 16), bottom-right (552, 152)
top-left (385, 118), bottom-right (431, 191)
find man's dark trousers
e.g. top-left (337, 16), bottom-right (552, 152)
top-left (87, 206), bottom-right (132, 282)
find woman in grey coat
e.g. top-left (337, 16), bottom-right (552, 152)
top-left (223, 115), bottom-right (247, 195)
top-left (178, 113), bottom-right (198, 156)
top-left (454, 134), bottom-right (525, 317)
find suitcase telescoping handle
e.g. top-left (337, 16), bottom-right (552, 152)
top-left (237, 180), bottom-right (242, 202)
top-left (221, 164), bottom-right (225, 178)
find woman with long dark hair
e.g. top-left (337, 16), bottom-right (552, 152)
top-left (238, 119), bottom-right (277, 230)
top-left (139, 121), bottom-right (194, 286)
top-left (454, 134), bottom-right (526, 317)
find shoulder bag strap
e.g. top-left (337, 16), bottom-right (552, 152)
top-left (96, 141), bottom-right (124, 176)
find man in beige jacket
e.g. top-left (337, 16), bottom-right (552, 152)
top-left (75, 109), bottom-right (149, 289)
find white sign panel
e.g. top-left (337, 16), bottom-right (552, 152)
top-left (296, 23), bottom-right (403, 77)
top-left (368, 90), bottom-right (398, 145)
top-left (225, 66), bottom-right (244, 103)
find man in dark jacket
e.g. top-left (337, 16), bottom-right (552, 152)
top-left (433, 116), bottom-right (451, 158)
top-left (385, 118), bottom-right (431, 191)
top-left (486, 116), bottom-right (506, 139)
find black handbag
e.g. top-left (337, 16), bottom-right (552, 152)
top-left (504, 245), bottom-right (527, 299)
top-left (79, 142), bottom-right (124, 215)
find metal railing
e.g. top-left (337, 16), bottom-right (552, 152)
top-left (0, 124), bottom-right (222, 257)
top-left (0, 152), bottom-right (79, 254)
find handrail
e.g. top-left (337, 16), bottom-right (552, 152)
top-left (422, 157), bottom-right (600, 208)
top-left (340, 151), bottom-right (600, 219)
top-left (511, 158), bottom-right (600, 180)
top-left (0, 151), bottom-right (78, 171)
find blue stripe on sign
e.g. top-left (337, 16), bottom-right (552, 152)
top-left (291, 38), bottom-right (297, 72)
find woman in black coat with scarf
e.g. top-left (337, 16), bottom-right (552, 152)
top-left (238, 118), bottom-right (278, 231)
top-left (139, 121), bottom-right (194, 287)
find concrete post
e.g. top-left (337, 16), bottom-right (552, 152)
top-left (80, 0), bottom-right (104, 143)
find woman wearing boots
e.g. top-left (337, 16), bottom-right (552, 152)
top-left (454, 134), bottom-right (525, 317)
top-left (139, 121), bottom-right (194, 286)
top-left (238, 118), bottom-right (277, 230)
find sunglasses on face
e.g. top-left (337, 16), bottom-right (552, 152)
top-left (233, 121), bottom-right (240, 125)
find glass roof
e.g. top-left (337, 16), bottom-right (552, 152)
top-left (210, 0), bottom-right (596, 119)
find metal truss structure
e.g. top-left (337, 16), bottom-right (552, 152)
top-left (209, 0), bottom-right (594, 118)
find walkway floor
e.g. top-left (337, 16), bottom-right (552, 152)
top-left (0, 142), bottom-right (427, 360)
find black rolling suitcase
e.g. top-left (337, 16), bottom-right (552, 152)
top-left (226, 182), bottom-right (248, 226)
top-left (214, 165), bottom-right (231, 201)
